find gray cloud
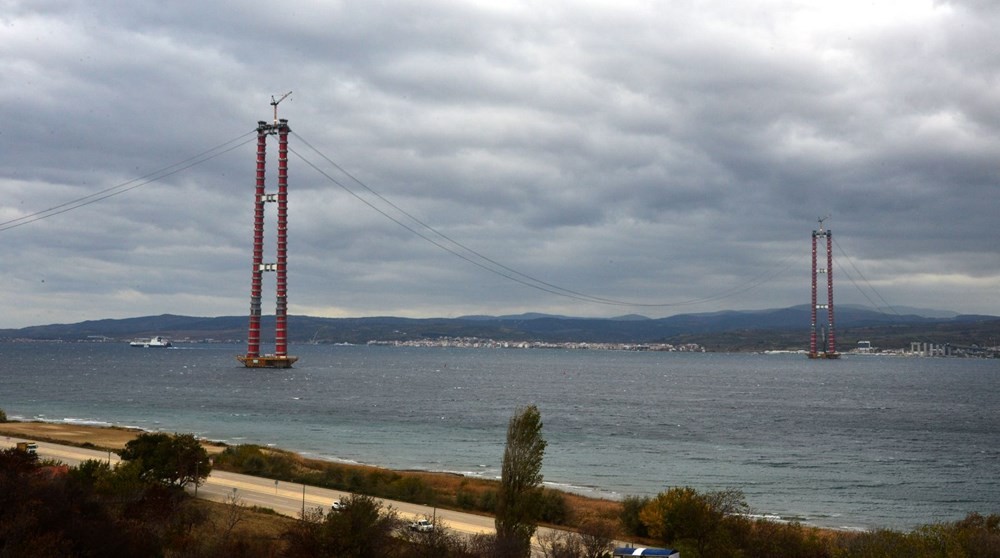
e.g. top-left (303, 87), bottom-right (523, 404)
top-left (1, 0), bottom-right (998, 328)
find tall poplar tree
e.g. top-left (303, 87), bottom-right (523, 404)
top-left (495, 405), bottom-right (546, 558)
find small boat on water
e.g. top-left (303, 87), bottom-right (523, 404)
top-left (129, 336), bottom-right (172, 348)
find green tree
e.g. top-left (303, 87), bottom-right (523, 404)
top-left (322, 493), bottom-right (400, 558)
top-left (119, 432), bottom-right (211, 488)
top-left (621, 495), bottom-right (652, 538)
top-left (495, 405), bottom-right (547, 558)
top-left (640, 486), bottom-right (748, 557)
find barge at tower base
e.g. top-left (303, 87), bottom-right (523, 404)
top-left (237, 354), bottom-right (299, 368)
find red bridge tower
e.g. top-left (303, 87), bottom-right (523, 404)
top-left (238, 93), bottom-right (298, 368)
top-left (809, 216), bottom-right (839, 359)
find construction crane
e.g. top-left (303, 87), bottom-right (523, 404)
top-left (817, 213), bottom-right (831, 232)
top-left (271, 91), bottom-right (292, 125)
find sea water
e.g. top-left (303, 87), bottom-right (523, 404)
top-left (1, 341), bottom-right (997, 530)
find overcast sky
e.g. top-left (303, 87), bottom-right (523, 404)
top-left (2, 0), bottom-right (998, 329)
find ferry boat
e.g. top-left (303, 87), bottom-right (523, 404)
top-left (129, 336), bottom-right (172, 348)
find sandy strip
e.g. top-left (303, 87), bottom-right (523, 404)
top-left (0, 421), bottom-right (224, 453)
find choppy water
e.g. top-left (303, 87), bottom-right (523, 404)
top-left (2, 342), bottom-right (997, 530)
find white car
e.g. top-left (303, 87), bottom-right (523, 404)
top-left (408, 519), bottom-right (434, 532)
top-left (331, 499), bottom-right (348, 512)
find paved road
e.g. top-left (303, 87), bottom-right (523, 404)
top-left (3, 435), bottom-right (603, 555)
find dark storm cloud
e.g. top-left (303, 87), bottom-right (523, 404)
top-left (1, 1), bottom-right (997, 328)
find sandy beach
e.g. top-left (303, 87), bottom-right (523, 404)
top-left (1, 421), bottom-right (141, 449)
top-left (0, 420), bottom-right (225, 454)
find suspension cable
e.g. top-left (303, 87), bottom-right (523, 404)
top-left (833, 236), bottom-right (901, 316)
top-left (0, 131), bottom-right (257, 232)
top-left (291, 132), bottom-right (797, 308)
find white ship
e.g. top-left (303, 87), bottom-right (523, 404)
top-left (129, 336), bottom-right (172, 348)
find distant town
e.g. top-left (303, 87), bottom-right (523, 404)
top-left (2, 308), bottom-right (997, 357)
top-left (19, 333), bottom-right (997, 358)
top-left (365, 336), bottom-right (706, 352)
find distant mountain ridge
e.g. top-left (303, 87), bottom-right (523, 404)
top-left (3, 306), bottom-right (998, 351)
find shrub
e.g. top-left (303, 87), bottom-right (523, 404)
top-left (621, 495), bottom-right (651, 538)
top-left (456, 486), bottom-right (478, 510)
top-left (729, 518), bottom-right (830, 558)
top-left (479, 489), bottom-right (498, 513)
top-left (639, 487), bottom-right (749, 557)
top-left (386, 474), bottom-right (434, 503)
top-left (0, 407), bottom-right (7, 422)
top-left (215, 444), bottom-right (294, 479)
top-left (834, 528), bottom-right (926, 557)
top-left (538, 488), bottom-right (568, 525)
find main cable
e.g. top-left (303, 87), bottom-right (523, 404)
top-left (833, 236), bottom-right (901, 316)
top-left (0, 131), bottom-right (257, 232)
top-left (291, 132), bottom-right (797, 308)
top-left (292, 132), bottom-right (634, 305)
top-left (288, 145), bottom-right (618, 304)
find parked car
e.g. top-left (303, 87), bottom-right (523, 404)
top-left (408, 519), bottom-right (434, 532)
top-left (331, 499), bottom-right (348, 512)
top-left (15, 442), bottom-right (37, 455)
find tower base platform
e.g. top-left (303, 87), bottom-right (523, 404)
top-left (808, 352), bottom-right (841, 359)
top-left (237, 354), bottom-right (299, 368)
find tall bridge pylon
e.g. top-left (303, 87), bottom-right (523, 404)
top-left (238, 95), bottom-right (298, 368)
top-left (809, 216), bottom-right (839, 359)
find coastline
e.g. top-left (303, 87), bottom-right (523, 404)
top-left (0, 418), bottom-right (625, 532)
top-left (11, 418), bottom-right (976, 542)
top-left (0, 416), bottom-right (611, 501)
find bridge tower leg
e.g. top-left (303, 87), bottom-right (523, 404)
top-left (810, 230), bottom-right (818, 356)
top-left (809, 219), bottom-right (839, 359)
top-left (238, 104), bottom-right (298, 368)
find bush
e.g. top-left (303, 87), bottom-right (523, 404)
top-left (0, 408), bottom-right (7, 422)
top-left (621, 495), bottom-right (651, 538)
top-left (538, 488), bottom-right (568, 525)
top-left (456, 486), bottom-right (478, 510)
top-left (639, 487), bottom-right (749, 557)
top-left (386, 474), bottom-right (434, 503)
top-left (214, 444), bottom-right (294, 479)
top-left (479, 489), bottom-right (498, 513)
top-left (834, 528), bottom-right (926, 557)
top-left (827, 514), bottom-right (1000, 557)
top-left (729, 518), bottom-right (830, 558)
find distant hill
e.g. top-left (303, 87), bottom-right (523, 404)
top-left (3, 307), bottom-right (998, 352)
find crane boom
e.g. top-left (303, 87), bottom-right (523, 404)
top-left (271, 91), bottom-right (292, 124)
